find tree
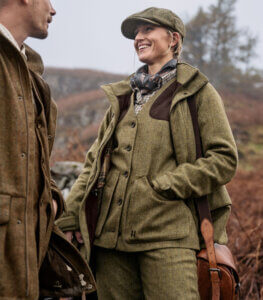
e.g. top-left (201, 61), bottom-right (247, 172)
top-left (183, 0), bottom-right (259, 94)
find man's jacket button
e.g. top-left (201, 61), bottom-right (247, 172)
top-left (123, 171), bottom-right (129, 178)
top-left (118, 199), bottom-right (123, 206)
top-left (125, 145), bottom-right (132, 151)
top-left (131, 122), bottom-right (136, 128)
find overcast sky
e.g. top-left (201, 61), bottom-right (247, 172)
top-left (27, 0), bottom-right (263, 75)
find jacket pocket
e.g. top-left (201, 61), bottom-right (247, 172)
top-left (0, 196), bottom-right (27, 298)
top-left (95, 170), bottom-right (120, 237)
top-left (126, 176), bottom-right (191, 243)
top-left (0, 194), bottom-right (10, 224)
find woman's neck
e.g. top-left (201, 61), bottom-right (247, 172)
top-left (147, 56), bottom-right (174, 75)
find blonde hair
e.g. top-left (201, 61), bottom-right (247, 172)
top-left (167, 30), bottom-right (183, 61)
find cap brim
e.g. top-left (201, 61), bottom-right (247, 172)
top-left (121, 17), bottom-right (160, 39)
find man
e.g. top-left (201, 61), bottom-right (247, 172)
top-left (0, 0), bottom-right (95, 299)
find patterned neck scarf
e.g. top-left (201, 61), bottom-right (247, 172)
top-left (130, 59), bottom-right (177, 95)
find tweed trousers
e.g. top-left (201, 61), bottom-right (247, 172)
top-left (95, 246), bottom-right (200, 300)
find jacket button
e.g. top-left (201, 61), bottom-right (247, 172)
top-left (131, 122), bottom-right (136, 128)
top-left (18, 96), bottom-right (23, 101)
top-left (48, 135), bottom-right (52, 140)
top-left (125, 145), bottom-right (132, 152)
top-left (123, 171), bottom-right (128, 178)
top-left (117, 199), bottom-right (123, 206)
top-left (21, 152), bottom-right (26, 158)
top-left (17, 220), bottom-right (22, 224)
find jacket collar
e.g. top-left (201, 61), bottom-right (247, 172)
top-left (102, 62), bottom-right (209, 118)
top-left (0, 24), bottom-right (26, 56)
top-left (24, 44), bottom-right (44, 76)
top-left (101, 77), bottom-right (132, 117)
top-left (0, 31), bottom-right (44, 76)
top-left (170, 62), bottom-right (209, 109)
top-left (102, 62), bottom-right (208, 100)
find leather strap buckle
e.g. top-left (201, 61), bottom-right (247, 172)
top-left (209, 268), bottom-right (222, 279)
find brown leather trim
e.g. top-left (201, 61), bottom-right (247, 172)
top-left (149, 81), bottom-right (181, 121)
top-left (117, 93), bottom-right (132, 123)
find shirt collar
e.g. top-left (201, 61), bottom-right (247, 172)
top-left (0, 24), bottom-right (26, 59)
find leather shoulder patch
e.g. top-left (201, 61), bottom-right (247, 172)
top-left (117, 93), bottom-right (132, 123)
top-left (150, 81), bottom-right (181, 121)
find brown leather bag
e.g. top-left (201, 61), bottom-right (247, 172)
top-left (187, 96), bottom-right (240, 300)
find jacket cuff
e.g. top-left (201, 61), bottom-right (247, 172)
top-left (55, 215), bottom-right (80, 232)
top-left (151, 176), bottom-right (177, 200)
top-left (152, 175), bottom-right (170, 192)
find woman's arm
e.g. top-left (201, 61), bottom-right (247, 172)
top-left (56, 107), bottom-right (113, 231)
top-left (152, 83), bottom-right (238, 199)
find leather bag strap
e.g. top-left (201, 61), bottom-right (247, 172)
top-left (187, 96), bottom-right (221, 300)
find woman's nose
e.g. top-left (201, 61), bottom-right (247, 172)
top-left (135, 30), bottom-right (144, 40)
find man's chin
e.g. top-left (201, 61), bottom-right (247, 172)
top-left (30, 30), bottom-right (48, 40)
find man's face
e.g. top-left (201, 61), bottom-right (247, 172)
top-left (27, 0), bottom-right (56, 39)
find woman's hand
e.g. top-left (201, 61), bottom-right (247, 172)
top-left (52, 199), bottom-right (58, 217)
top-left (64, 231), bottom-right (84, 244)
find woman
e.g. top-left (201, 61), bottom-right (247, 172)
top-left (57, 7), bottom-right (238, 299)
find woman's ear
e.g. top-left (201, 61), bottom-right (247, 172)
top-left (171, 32), bottom-right (180, 48)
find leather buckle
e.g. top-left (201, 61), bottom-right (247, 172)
top-left (209, 268), bottom-right (222, 279)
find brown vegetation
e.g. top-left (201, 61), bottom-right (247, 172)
top-left (227, 166), bottom-right (263, 299)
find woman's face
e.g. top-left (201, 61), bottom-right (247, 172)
top-left (134, 24), bottom-right (174, 65)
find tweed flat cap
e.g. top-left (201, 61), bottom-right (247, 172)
top-left (121, 7), bottom-right (185, 40)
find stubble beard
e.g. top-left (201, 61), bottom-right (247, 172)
top-left (29, 25), bottom-right (49, 40)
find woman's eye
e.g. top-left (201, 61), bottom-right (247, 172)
top-left (145, 27), bottom-right (153, 32)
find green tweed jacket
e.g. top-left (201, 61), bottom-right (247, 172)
top-left (56, 62), bottom-right (238, 261)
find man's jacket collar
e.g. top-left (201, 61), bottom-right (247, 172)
top-left (0, 32), bottom-right (44, 76)
top-left (24, 44), bottom-right (44, 75)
